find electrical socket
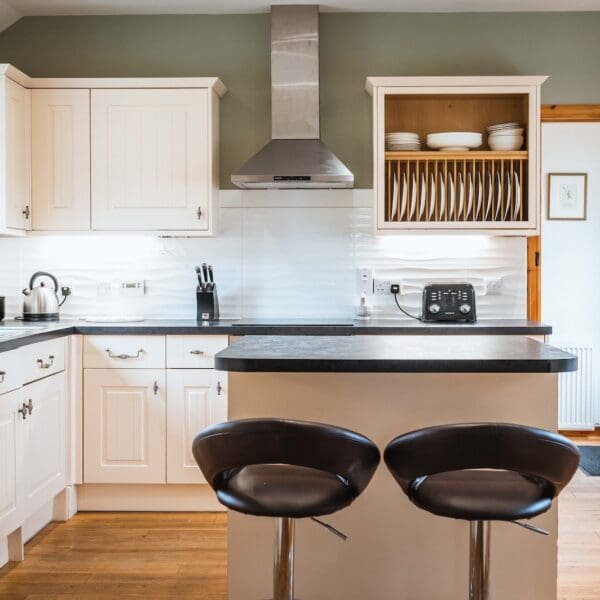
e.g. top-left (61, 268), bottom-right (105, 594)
top-left (356, 267), bottom-right (373, 295)
top-left (373, 278), bottom-right (401, 296)
top-left (485, 278), bottom-right (503, 296)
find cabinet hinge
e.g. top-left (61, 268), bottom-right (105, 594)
top-left (197, 207), bottom-right (202, 220)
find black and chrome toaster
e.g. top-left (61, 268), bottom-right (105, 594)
top-left (421, 283), bottom-right (477, 323)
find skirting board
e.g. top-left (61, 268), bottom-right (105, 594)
top-left (77, 484), bottom-right (224, 511)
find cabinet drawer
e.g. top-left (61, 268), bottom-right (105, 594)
top-left (84, 335), bottom-right (165, 369)
top-left (166, 335), bottom-right (228, 369)
top-left (22, 338), bottom-right (66, 384)
top-left (0, 349), bottom-right (23, 395)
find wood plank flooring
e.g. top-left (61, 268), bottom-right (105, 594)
top-left (0, 467), bottom-right (599, 599)
top-left (0, 513), bottom-right (227, 599)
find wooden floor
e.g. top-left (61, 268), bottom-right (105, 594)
top-left (1, 456), bottom-right (599, 599)
top-left (0, 513), bottom-right (227, 599)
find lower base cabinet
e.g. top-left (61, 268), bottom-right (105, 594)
top-left (83, 369), bottom-right (166, 484)
top-left (23, 372), bottom-right (66, 516)
top-left (166, 369), bottom-right (227, 484)
top-left (83, 367), bottom-right (228, 485)
top-left (0, 388), bottom-right (24, 538)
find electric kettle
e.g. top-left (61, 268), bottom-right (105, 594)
top-left (22, 271), bottom-right (70, 321)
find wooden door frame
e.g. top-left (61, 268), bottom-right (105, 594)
top-left (527, 105), bottom-right (600, 321)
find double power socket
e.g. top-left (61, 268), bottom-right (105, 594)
top-left (357, 268), bottom-right (401, 296)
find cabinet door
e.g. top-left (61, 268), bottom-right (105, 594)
top-left (84, 369), bottom-right (166, 484)
top-left (0, 388), bottom-right (23, 537)
top-left (166, 370), bottom-right (227, 484)
top-left (23, 372), bottom-right (66, 516)
top-left (91, 88), bottom-right (209, 231)
top-left (5, 77), bottom-right (31, 231)
top-left (32, 89), bottom-right (91, 230)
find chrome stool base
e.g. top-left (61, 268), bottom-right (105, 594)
top-left (469, 520), bottom-right (490, 600)
top-left (274, 517), bottom-right (295, 600)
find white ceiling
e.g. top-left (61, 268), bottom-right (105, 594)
top-left (0, 0), bottom-right (599, 30)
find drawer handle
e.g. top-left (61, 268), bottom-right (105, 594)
top-left (37, 355), bottom-right (55, 369)
top-left (25, 399), bottom-right (33, 415)
top-left (189, 350), bottom-right (205, 355)
top-left (217, 381), bottom-right (223, 396)
top-left (105, 348), bottom-right (144, 360)
top-left (153, 381), bottom-right (159, 396)
top-left (0, 370), bottom-right (5, 383)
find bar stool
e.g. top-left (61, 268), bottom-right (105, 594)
top-left (192, 418), bottom-right (380, 600)
top-left (384, 423), bottom-right (579, 600)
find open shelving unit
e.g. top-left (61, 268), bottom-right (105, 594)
top-left (366, 76), bottom-right (547, 234)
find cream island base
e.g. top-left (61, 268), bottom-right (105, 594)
top-left (218, 335), bottom-right (576, 600)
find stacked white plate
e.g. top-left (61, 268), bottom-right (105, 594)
top-left (487, 122), bottom-right (524, 151)
top-left (385, 132), bottom-right (421, 151)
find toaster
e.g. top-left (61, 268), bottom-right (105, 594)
top-left (421, 283), bottom-right (477, 323)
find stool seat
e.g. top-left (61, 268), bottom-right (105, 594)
top-left (410, 469), bottom-right (552, 521)
top-left (218, 464), bottom-right (354, 518)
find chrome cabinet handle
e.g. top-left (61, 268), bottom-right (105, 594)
top-left (22, 205), bottom-right (30, 219)
top-left (189, 350), bottom-right (205, 355)
top-left (153, 381), bottom-right (159, 396)
top-left (0, 370), bottom-right (5, 383)
top-left (25, 399), bottom-right (33, 415)
top-left (37, 355), bottom-right (55, 369)
top-left (105, 348), bottom-right (144, 360)
top-left (217, 381), bottom-right (223, 396)
top-left (18, 402), bottom-right (28, 420)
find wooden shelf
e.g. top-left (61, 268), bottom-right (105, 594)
top-left (385, 150), bottom-right (528, 160)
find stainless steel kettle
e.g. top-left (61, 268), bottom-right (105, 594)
top-left (22, 271), bottom-right (70, 321)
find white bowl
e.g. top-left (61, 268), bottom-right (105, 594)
top-left (427, 132), bottom-right (482, 151)
top-left (489, 128), bottom-right (524, 137)
top-left (488, 136), bottom-right (524, 151)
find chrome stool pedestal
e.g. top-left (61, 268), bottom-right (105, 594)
top-left (469, 520), bottom-right (490, 600)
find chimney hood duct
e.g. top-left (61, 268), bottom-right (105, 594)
top-left (231, 5), bottom-right (354, 189)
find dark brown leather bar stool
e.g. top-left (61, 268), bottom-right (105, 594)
top-left (193, 418), bottom-right (380, 600)
top-left (384, 423), bottom-right (579, 600)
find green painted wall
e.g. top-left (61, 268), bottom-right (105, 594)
top-left (0, 13), bottom-right (599, 188)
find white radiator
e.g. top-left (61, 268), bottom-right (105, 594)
top-left (558, 346), bottom-right (594, 430)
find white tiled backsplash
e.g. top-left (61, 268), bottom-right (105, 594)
top-left (0, 190), bottom-right (526, 320)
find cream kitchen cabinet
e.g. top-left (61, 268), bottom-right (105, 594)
top-left (83, 369), bottom-right (166, 484)
top-left (31, 89), bottom-right (91, 230)
top-left (166, 369), bottom-right (227, 484)
top-left (22, 372), bottom-right (66, 516)
top-left (366, 76), bottom-right (546, 234)
top-left (0, 70), bottom-right (31, 235)
top-left (90, 88), bottom-right (217, 233)
top-left (0, 388), bottom-right (24, 539)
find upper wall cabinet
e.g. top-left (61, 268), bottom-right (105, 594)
top-left (32, 89), bottom-right (91, 230)
top-left (91, 88), bottom-right (214, 233)
top-left (0, 65), bottom-right (226, 236)
top-left (366, 76), bottom-right (547, 235)
top-left (0, 72), bottom-right (31, 235)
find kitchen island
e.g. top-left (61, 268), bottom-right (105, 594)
top-left (216, 335), bottom-right (576, 600)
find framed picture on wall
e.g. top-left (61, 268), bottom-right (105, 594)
top-left (547, 173), bottom-right (588, 220)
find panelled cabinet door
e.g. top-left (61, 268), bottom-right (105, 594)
top-left (23, 372), bottom-right (66, 516)
top-left (0, 388), bottom-right (24, 538)
top-left (91, 89), bottom-right (209, 231)
top-left (4, 77), bottom-right (31, 231)
top-left (84, 369), bottom-right (166, 484)
top-left (32, 89), bottom-right (91, 230)
top-left (166, 370), bottom-right (227, 484)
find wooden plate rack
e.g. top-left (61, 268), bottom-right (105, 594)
top-left (384, 151), bottom-right (528, 224)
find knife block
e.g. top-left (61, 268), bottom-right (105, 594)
top-left (196, 287), bottom-right (219, 321)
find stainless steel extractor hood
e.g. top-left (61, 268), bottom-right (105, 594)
top-left (231, 5), bottom-right (354, 189)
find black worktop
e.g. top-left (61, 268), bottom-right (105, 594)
top-left (215, 335), bottom-right (576, 373)
top-left (0, 318), bottom-right (552, 353)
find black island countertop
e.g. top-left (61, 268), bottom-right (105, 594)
top-left (215, 335), bottom-right (576, 373)
top-left (0, 318), bottom-right (552, 353)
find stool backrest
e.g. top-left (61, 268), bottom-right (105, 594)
top-left (384, 423), bottom-right (579, 496)
top-left (193, 418), bottom-right (380, 495)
